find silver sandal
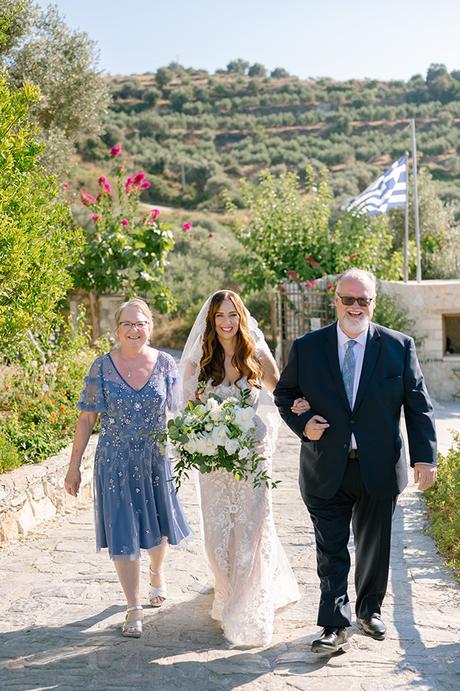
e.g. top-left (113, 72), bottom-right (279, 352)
top-left (149, 568), bottom-right (167, 607)
top-left (121, 605), bottom-right (143, 638)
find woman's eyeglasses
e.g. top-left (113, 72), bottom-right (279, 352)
top-left (118, 321), bottom-right (149, 330)
top-left (336, 295), bottom-right (374, 307)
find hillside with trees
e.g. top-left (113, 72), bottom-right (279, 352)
top-left (77, 61), bottom-right (460, 216)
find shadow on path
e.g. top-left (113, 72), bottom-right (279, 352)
top-left (0, 592), bottom-right (364, 690)
top-left (390, 497), bottom-right (460, 689)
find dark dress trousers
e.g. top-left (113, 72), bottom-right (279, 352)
top-left (274, 321), bottom-right (437, 626)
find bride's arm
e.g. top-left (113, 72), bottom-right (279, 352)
top-left (258, 349), bottom-right (279, 394)
top-left (181, 359), bottom-right (201, 403)
top-left (258, 349), bottom-right (310, 414)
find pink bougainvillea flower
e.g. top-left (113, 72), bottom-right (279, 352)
top-left (182, 222), bottom-right (192, 231)
top-left (305, 256), bottom-right (320, 268)
top-left (91, 213), bottom-right (101, 222)
top-left (288, 270), bottom-right (298, 280)
top-left (121, 218), bottom-right (129, 226)
top-left (133, 172), bottom-right (146, 184)
top-left (150, 208), bottom-right (160, 221)
top-left (98, 176), bottom-right (112, 195)
top-left (327, 283), bottom-right (334, 291)
top-left (305, 279), bottom-right (317, 287)
top-left (141, 180), bottom-right (151, 189)
top-left (125, 177), bottom-right (134, 193)
top-left (62, 181), bottom-right (69, 191)
top-left (110, 144), bottom-right (122, 157)
top-left (80, 190), bottom-right (97, 206)
top-left (349, 253), bottom-right (358, 260)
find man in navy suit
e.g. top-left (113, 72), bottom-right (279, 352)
top-left (274, 268), bottom-right (437, 654)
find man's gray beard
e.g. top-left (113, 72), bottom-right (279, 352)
top-left (342, 314), bottom-right (369, 336)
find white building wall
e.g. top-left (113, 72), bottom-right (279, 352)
top-left (381, 280), bottom-right (460, 401)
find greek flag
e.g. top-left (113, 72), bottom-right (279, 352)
top-left (347, 156), bottom-right (408, 215)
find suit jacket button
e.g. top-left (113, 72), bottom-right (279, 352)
top-left (350, 419), bottom-right (355, 424)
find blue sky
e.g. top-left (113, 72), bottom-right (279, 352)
top-left (35, 0), bottom-right (460, 81)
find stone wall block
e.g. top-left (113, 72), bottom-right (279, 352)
top-left (0, 436), bottom-right (97, 546)
top-left (0, 512), bottom-right (19, 543)
top-left (31, 496), bottom-right (56, 523)
top-left (12, 474), bottom-right (28, 494)
top-left (10, 492), bottom-right (27, 508)
top-left (16, 502), bottom-right (36, 535)
top-left (31, 483), bottom-right (45, 501)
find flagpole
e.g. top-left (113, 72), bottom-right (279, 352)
top-left (411, 119), bottom-right (422, 282)
top-left (403, 150), bottom-right (409, 282)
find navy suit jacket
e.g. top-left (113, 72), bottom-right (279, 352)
top-left (274, 321), bottom-right (437, 499)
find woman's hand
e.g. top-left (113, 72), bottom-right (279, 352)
top-left (64, 466), bottom-right (81, 497)
top-left (291, 397), bottom-right (311, 415)
top-left (65, 411), bottom-right (96, 497)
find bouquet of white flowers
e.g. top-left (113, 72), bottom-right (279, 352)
top-left (161, 389), bottom-right (277, 489)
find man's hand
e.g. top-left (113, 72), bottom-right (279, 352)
top-left (304, 415), bottom-right (329, 440)
top-left (414, 463), bottom-right (437, 491)
top-left (291, 397), bottom-right (311, 415)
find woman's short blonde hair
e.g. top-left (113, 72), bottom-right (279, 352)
top-left (114, 298), bottom-right (154, 342)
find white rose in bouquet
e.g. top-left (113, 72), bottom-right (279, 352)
top-left (211, 424), bottom-right (229, 445)
top-left (206, 397), bottom-right (222, 421)
top-left (234, 405), bottom-right (256, 433)
top-left (184, 434), bottom-right (198, 454)
top-left (224, 438), bottom-right (239, 455)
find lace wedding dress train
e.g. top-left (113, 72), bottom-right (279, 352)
top-left (198, 379), bottom-right (300, 647)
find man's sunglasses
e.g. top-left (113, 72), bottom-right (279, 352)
top-left (336, 295), bottom-right (374, 307)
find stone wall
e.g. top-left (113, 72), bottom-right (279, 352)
top-left (0, 436), bottom-right (97, 545)
top-left (381, 279), bottom-right (460, 401)
top-left (68, 291), bottom-right (121, 341)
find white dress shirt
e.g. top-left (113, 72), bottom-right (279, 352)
top-left (337, 322), bottom-right (368, 450)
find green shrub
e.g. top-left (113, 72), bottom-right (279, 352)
top-left (0, 315), bottom-right (106, 470)
top-left (373, 291), bottom-right (416, 335)
top-left (0, 425), bottom-right (22, 473)
top-left (0, 76), bottom-right (84, 359)
top-left (425, 434), bottom-right (460, 577)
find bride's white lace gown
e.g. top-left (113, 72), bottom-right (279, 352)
top-left (198, 377), bottom-right (300, 647)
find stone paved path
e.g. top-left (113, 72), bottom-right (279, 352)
top-left (0, 400), bottom-right (459, 690)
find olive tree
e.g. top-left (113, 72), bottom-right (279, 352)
top-left (1, 2), bottom-right (110, 176)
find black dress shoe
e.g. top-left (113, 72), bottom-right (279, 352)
top-left (311, 626), bottom-right (348, 654)
top-left (357, 614), bottom-right (386, 640)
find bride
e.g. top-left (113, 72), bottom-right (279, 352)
top-left (179, 290), bottom-right (307, 647)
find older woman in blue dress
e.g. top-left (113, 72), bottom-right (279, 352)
top-left (64, 298), bottom-right (191, 638)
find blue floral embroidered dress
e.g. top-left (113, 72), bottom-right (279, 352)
top-left (78, 350), bottom-right (191, 559)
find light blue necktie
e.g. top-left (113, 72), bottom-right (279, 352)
top-left (342, 339), bottom-right (357, 407)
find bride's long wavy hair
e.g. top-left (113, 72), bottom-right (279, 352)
top-left (199, 290), bottom-right (263, 389)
